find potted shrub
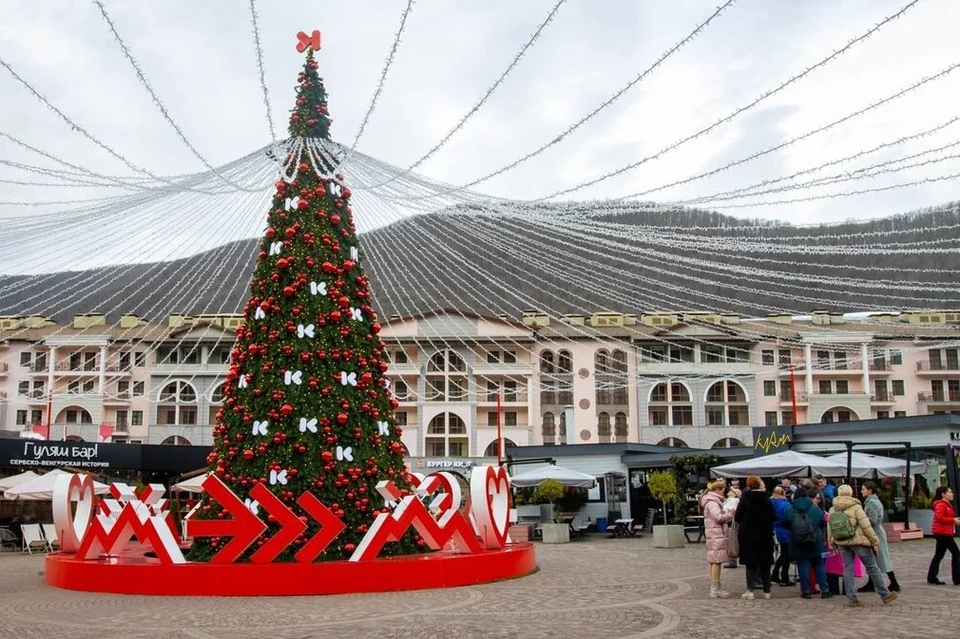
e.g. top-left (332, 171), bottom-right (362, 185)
top-left (909, 492), bottom-right (934, 536)
top-left (534, 479), bottom-right (569, 544)
top-left (649, 471), bottom-right (685, 548)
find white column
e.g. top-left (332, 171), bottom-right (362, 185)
top-left (860, 343), bottom-right (870, 394)
top-left (525, 374), bottom-right (534, 444)
top-left (46, 346), bottom-right (56, 393)
top-left (46, 346), bottom-right (57, 435)
top-left (804, 344), bottom-right (813, 394)
top-left (98, 345), bottom-right (108, 394)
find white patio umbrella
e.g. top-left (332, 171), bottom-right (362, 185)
top-left (3, 469), bottom-right (110, 500)
top-left (824, 451), bottom-right (928, 478)
top-left (172, 472), bottom-right (212, 493)
top-left (510, 465), bottom-right (597, 489)
top-left (0, 471), bottom-right (42, 493)
top-left (710, 450), bottom-right (847, 479)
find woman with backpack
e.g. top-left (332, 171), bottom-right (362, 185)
top-left (926, 485), bottom-right (960, 585)
top-left (827, 484), bottom-right (896, 607)
top-left (782, 487), bottom-right (832, 599)
top-left (701, 479), bottom-right (736, 598)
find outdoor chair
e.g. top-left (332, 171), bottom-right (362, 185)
top-left (0, 527), bottom-right (18, 552)
top-left (41, 523), bottom-right (60, 551)
top-left (20, 524), bottom-right (46, 555)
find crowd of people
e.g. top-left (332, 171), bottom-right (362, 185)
top-left (696, 473), bottom-right (949, 606)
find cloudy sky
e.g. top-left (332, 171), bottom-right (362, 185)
top-left (1, 0), bottom-right (959, 274)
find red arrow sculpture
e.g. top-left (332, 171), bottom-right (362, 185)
top-left (249, 483), bottom-right (307, 564)
top-left (188, 476), bottom-right (267, 564)
top-left (294, 491), bottom-right (347, 563)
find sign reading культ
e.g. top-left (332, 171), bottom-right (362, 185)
top-left (752, 426), bottom-right (794, 456)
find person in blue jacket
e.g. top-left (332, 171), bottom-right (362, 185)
top-left (782, 487), bottom-right (833, 599)
top-left (770, 486), bottom-right (794, 586)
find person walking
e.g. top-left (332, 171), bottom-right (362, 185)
top-left (735, 476), bottom-right (775, 599)
top-left (827, 484), bottom-right (897, 607)
top-left (701, 479), bottom-right (735, 598)
top-left (770, 486), bottom-right (794, 586)
top-left (926, 485), bottom-right (960, 585)
top-left (859, 481), bottom-right (899, 592)
top-left (783, 487), bottom-right (832, 599)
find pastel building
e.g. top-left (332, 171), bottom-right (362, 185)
top-left (1, 308), bottom-right (959, 457)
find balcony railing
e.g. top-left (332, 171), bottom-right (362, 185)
top-left (778, 390), bottom-right (808, 402)
top-left (871, 391), bottom-right (896, 402)
top-left (917, 361), bottom-right (960, 372)
top-left (918, 391), bottom-right (960, 403)
top-left (55, 361), bottom-right (99, 372)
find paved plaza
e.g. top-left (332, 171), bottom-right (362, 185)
top-left (0, 536), bottom-right (957, 639)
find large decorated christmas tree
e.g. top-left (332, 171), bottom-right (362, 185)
top-left (189, 38), bottom-right (420, 563)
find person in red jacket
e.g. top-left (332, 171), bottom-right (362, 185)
top-left (926, 486), bottom-right (960, 585)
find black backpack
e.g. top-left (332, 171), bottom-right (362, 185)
top-left (790, 507), bottom-right (815, 545)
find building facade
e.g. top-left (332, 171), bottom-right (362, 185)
top-left (1, 308), bottom-right (959, 456)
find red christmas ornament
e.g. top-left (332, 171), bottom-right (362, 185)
top-left (283, 286), bottom-right (296, 297)
top-left (281, 403), bottom-right (294, 416)
top-left (337, 413), bottom-right (348, 425)
top-left (243, 449), bottom-right (254, 461)
top-left (330, 214), bottom-right (341, 225)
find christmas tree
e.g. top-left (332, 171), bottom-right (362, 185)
top-left (188, 40), bottom-right (420, 562)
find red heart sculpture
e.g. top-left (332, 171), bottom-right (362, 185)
top-left (484, 465), bottom-right (511, 548)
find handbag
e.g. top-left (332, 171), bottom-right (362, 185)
top-left (726, 521), bottom-right (740, 559)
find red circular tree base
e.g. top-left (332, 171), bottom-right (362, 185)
top-left (44, 543), bottom-right (537, 596)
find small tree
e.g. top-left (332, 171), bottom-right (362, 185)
top-left (533, 479), bottom-right (566, 520)
top-left (648, 472), bottom-right (677, 525)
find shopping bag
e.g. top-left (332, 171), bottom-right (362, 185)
top-left (726, 521), bottom-right (739, 559)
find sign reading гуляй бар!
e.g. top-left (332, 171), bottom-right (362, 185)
top-left (0, 439), bottom-right (139, 470)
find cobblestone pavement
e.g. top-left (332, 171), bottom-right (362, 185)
top-left (0, 536), bottom-right (958, 639)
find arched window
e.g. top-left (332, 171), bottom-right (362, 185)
top-left (162, 435), bottom-right (191, 446)
top-left (611, 349), bottom-right (628, 374)
top-left (483, 438), bottom-right (517, 457)
top-left (156, 380), bottom-right (198, 425)
top-left (557, 350), bottom-right (573, 374)
top-left (614, 412), bottom-right (628, 441)
top-left (657, 437), bottom-right (688, 448)
top-left (540, 350), bottom-right (555, 374)
top-left (425, 412), bottom-right (468, 457)
top-left (425, 350), bottom-right (468, 402)
top-left (210, 383), bottom-right (226, 404)
top-left (541, 412), bottom-right (556, 438)
top-left (595, 349), bottom-right (611, 375)
top-left (711, 438), bottom-right (744, 449)
top-left (57, 406), bottom-right (93, 424)
top-left (64, 435), bottom-right (85, 442)
top-left (819, 407), bottom-right (859, 423)
top-left (597, 412), bottom-right (611, 438)
top-left (705, 380), bottom-right (749, 426)
top-left (648, 382), bottom-right (693, 426)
